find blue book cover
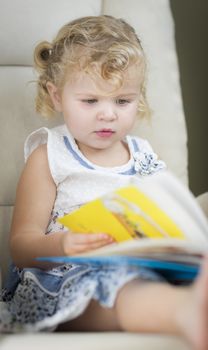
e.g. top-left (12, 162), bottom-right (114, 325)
top-left (37, 255), bottom-right (200, 283)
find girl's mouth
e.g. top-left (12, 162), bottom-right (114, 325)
top-left (95, 129), bottom-right (115, 138)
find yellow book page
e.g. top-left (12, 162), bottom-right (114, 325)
top-left (58, 199), bottom-right (134, 242)
top-left (115, 186), bottom-right (185, 239)
top-left (58, 185), bottom-right (186, 242)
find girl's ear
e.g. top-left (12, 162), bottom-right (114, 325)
top-left (46, 82), bottom-right (62, 112)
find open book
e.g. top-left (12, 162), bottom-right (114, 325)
top-left (38, 171), bottom-right (208, 283)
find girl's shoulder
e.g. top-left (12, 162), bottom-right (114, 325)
top-left (24, 124), bottom-right (83, 186)
top-left (24, 124), bottom-right (67, 162)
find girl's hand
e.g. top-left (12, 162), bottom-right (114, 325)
top-left (61, 231), bottom-right (115, 256)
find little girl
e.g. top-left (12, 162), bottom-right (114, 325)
top-left (1, 15), bottom-right (208, 349)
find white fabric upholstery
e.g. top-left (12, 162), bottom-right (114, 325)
top-left (0, 67), bottom-right (61, 205)
top-left (197, 193), bottom-right (208, 218)
top-left (0, 0), bottom-right (205, 349)
top-left (0, 0), bottom-right (102, 65)
top-left (0, 333), bottom-right (189, 350)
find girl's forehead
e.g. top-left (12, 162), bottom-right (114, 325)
top-left (65, 67), bottom-right (142, 96)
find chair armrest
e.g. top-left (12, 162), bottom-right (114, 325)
top-left (197, 192), bottom-right (208, 218)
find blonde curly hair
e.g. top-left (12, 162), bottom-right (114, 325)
top-left (34, 15), bottom-right (150, 118)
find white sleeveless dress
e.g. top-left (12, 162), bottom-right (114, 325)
top-left (0, 124), bottom-right (165, 332)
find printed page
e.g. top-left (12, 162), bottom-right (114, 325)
top-left (58, 171), bottom-right (208, 244)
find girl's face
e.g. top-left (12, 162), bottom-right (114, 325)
top-left (47, 66), bottom-right (141, 155)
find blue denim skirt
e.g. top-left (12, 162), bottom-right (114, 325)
top-left (0, 262), bottom-right (161, 332)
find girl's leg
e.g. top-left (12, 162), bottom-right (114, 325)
top-left (57, 256), bottom-right (208, 350)
top-left (115, 256), bottom-right (208, 350)
top-left (56, 299), bottom-right (121, 331)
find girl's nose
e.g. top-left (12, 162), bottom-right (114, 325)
top-left (97, 104), bottom-right (117, 121)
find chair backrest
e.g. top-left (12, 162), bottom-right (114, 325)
top-left (0, 0), bottom-right (187, 281)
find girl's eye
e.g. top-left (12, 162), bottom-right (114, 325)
top-left (82, 99), bottom-right (97, 104)
top-left (116, 99), bottom-right (130, 105)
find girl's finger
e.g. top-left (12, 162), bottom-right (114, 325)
top-left (62, 232), bottom-right (115, 255)
top-left (73, 239), bottom-right (114, 253)
top-left (71, 233), bottom-right (112, 244)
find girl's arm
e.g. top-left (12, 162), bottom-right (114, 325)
top-left (10, 144), bottom-right (63, 269)
top-left (10, 144), bottom-right (113, 269)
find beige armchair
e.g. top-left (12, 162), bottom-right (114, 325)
top-left (0, 0), bottom-right (207, 349)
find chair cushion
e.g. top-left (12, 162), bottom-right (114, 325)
top-left (0, 67), bottom-right (61, 205)
top-left (0, 332), bottom-right (189, 350)
top-left (0, 0), bottom-right (102, 65)
top-left (0, 206), bottom-right (13, 283)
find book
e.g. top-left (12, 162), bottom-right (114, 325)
top-left (38, 171), bottom-right (208, 283)
top-left (37, 255), bottom-right (199, 283)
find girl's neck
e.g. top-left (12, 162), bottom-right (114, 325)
top-left (76, 140), bottom-right (130, 168)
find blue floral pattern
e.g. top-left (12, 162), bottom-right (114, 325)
top-left (133, 151), bottom-right (166, 176)
top-left (0, 261), bottom-right (162, 332)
